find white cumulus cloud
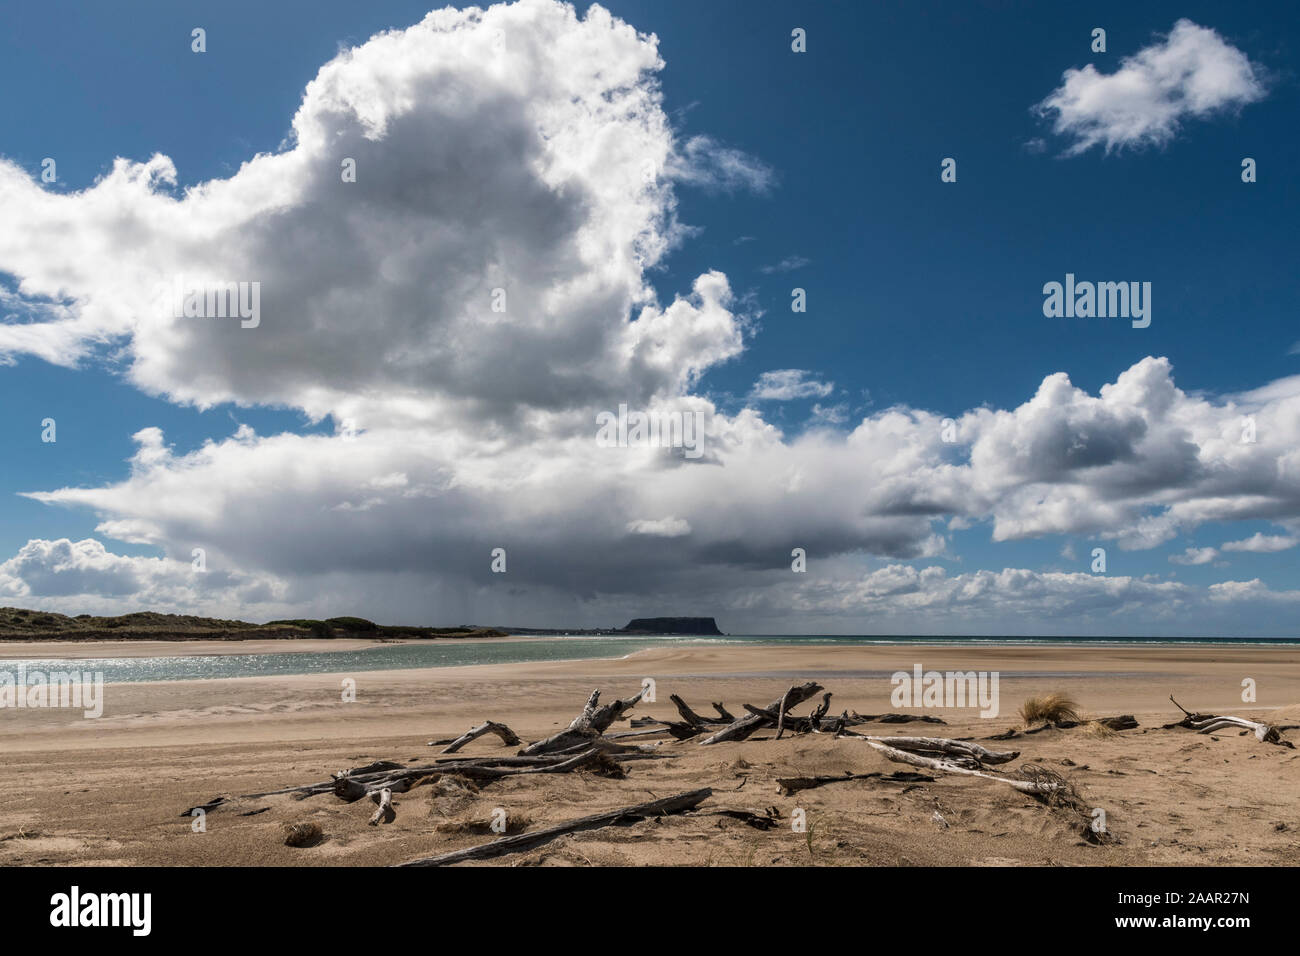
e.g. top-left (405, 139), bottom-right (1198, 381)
top-left (1221, 532), bottom-right (1297, 553)
top-left (1169, 546), bottom-right (1218, 566)
top-left (1035, 20), bottom-right (1265, 155)
top-left (749, 369), bottom-right (835, 401)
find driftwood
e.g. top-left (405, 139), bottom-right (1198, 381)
top-left (776, 770), bottom-right (934, 795)
top-left (612, 694), bottom-right (733, 741)
top-left (368, 788), bottom-right (395, 825)
top-left (183, 678), bottom-right (1122, 859)
top-left (862, 736), bottom-right (1019, 767)
top-left (700, 682), bottom-right (824, 745)
top-left (1164, 695), bottom-right (1293, 747)
top-left (775, 687), bottom-right (793, 739)
top-left (803, 693), bottom-right (833, 732)
top-left (394, 788), bottom-right (714, 867)
top-left (427, 747), bottom-right (625, 781)
top-left (670, 694), bottom-right (730, 727)
top-left (844, 734), bottom-right (1068, 797)
top-left (180, 796), bottom-right (230, 817)
top-left (1094, 715), bottom-right (1139, 730)
top-left (438, 721), bottom-right (521, 753)
top-left (702, 806), bottom-right (781, 829)
top-left (616, 693), bottom-right (942, 743)
top-left (332, 773), bottom-right (369, 803)
top-left (858, 712), bottom-right (946, 725)
top-left (237, 746), bottom-right (646, 805)
top-left (520, 688), bottom-right (645, 755)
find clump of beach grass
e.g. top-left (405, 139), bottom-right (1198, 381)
top-left (1019, 692), bottom-right (1080, 727)
top-left (282, 821), bottom-right (323, 847)
top-left (1081, 719), bottom-right (1118, 738)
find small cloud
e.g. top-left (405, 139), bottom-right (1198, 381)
top-left (760, 255), bottom-right (810, 274)
top-left (733, 235), bottom-right (757, 245)
top-left (1034, 20), bottom-right (1265, 156)
top-left (1220, 532), bottom-right (1297, 553)
top-left (749, 369), bottom-right (834, 402)
top-left (1170, 546), bottom-right (1219, 565)
top-left (626, 517), bottom-right (691, 538)
top-left (809, 402), bottom-right (848, 425)
top-left (667, 135), bottom-right (775, 193)
top-left (1060, 542), bottom-right (1077, 561)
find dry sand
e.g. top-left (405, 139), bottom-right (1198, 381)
top-left (1, 643), bottom-right (1297, 866)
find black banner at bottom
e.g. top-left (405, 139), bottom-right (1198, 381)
top-left (0, 864), bottom-right (1276, 941)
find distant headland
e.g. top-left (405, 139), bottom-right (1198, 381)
top-left (505, 617), bottom-right (724, 636)
top-left (0, 607), bottom-right (723, 642)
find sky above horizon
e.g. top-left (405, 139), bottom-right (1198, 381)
top-left (1, 0), bottom-right (1298, 635)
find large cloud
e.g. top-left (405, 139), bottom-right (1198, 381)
top-left (15, 355), bottom-right (1300, 631)
top-left (0, 0), bottom-right (750, 433)
top-left (1035, 19), bottom-right (1265, 155)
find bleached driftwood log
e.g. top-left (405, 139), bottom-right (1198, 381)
top-left (437, 721), bottom-right (522, 753)
top-left (1166, 695), bottom-right (1292, 746)
top-left (845, 735), bottom-right (1066, 796)
top-left (368, 788), bottom-right (395, 826)
top-left (1193, 716), bottom-right (1274, 738)
top-left (862, 736), bottom-right (1019, 766)
top-left (394, 788), bottom-right (713, 867)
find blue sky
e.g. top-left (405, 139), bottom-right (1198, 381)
top-left (0, 1), bottom-right (1298, 633)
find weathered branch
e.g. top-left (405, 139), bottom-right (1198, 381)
top-left (520, 687), bottom-right (646, 755)
top-left (1163, 697), bottom-right (1292, 747)
top-left (394, 788), bottom-right (713, 867)
top-left (438, 721), bottom-right (522, 753)
top-left (670, 694), bottom-right (727, 727)
top-left (700, 682), bottom-right (824, 745)
top-left (776, 770), bottom-right (934, 795)
top-left (848, 736), bottom-right (1066, 796)
top-left (863, 736), bottom-right (1020, 766)
top-left (368, 788), bottom-right (395, 826)
top-left (775, 687), bottom-right (792, 740)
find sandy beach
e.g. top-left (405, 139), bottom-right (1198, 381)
top-left (2, 642), bottom-right (1298, 867)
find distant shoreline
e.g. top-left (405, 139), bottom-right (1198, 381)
top-left (4, 631), bottom-right (1300, 669)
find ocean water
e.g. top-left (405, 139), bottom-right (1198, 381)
top-left (2, 632), bottom-right (1297, 684)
